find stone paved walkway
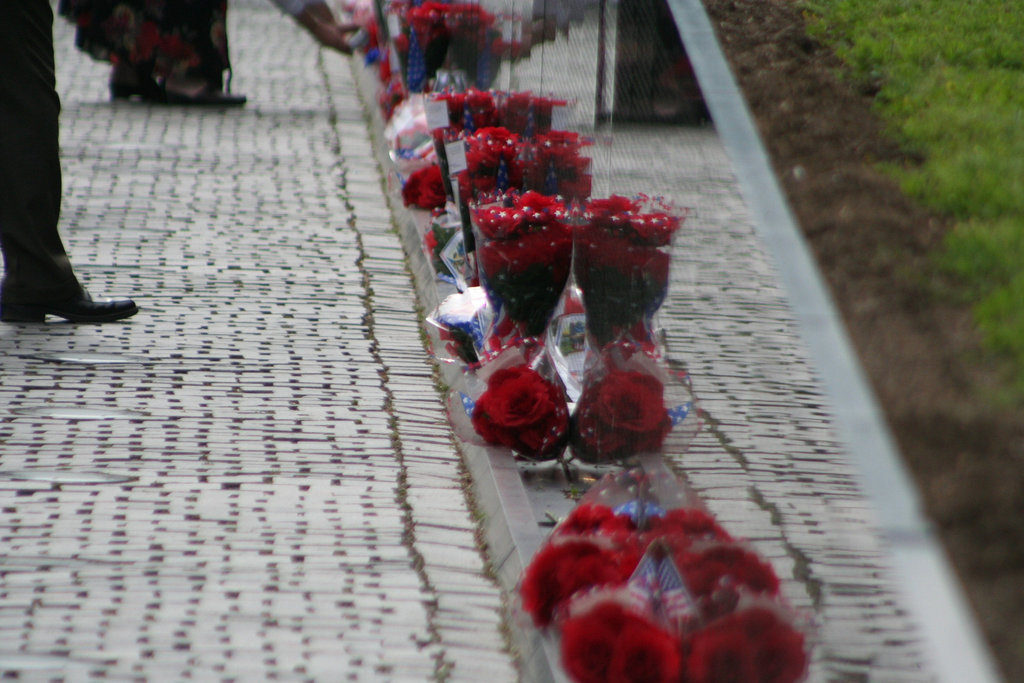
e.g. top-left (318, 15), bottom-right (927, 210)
top-left (0, 3), bottom-right (514, 680)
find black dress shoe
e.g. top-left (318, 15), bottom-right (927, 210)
top-left (1, 292), bottom-right (139, 323)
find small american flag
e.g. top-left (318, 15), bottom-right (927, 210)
top-left (669, 402), bottom-right (691, 425)
top-left (627, 543), bottom-right (698, 626)
top-left (475, 42), bottom-right (493, 89)
top-left (463, 100), bottom-right (476, 134)
top-left (406, 28), bottom-right (427, 93)
top-left (496, 156), bottom-right (510, 192)
top-left (523, 102), bottom-right (536, 140)
top-left (459, 392), bottom-right (476, 416)
top-left (543, 158), bottom-right (558, 195)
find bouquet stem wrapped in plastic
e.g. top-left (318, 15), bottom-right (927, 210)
top-left (570, 342), bottom-right (700, 466)
top-left (471, 191), bottom-right (573, 349)
top-left (447, 343), bottom-right (570, 462)
top-left (517, 464), bottom-right (812, 683)
top-left (573, 195), bottom-right (687, 348)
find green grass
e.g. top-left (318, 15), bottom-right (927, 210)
top-left (801, 0), bottom-right (1024, 395)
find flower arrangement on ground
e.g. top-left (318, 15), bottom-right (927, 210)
top-left (496, 91), bottom-right (570, 137)
top-left (570, 342), bottom-right (699, 465)
top-left (521, 130), bottom-right (593, 201)
top-left (518, 466), bottom-right (810, 683)
top-left (390, 1), bottom-right (500, 91)
top-left (573, 195), bottom-right (686, 346)
top-left (402, 164), bottom-right (447, 210)
top-left (456, 126), bottom-right (525, 202)
top-left (471, 191), bottom-right (573, 345)
top-left (447, 344), bottom-right (570, 461)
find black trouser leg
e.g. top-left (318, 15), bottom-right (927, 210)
top-left (0, 0), bottom-right (82, 304)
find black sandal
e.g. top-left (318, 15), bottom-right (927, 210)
top-left (109, 74), bottom-right (166, 103)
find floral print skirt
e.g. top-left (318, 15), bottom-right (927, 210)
top-left (58, 0), bottom-right (232, 85)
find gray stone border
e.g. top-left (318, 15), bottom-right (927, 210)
top-left (663, 0), bottom-right (1001, 680)
top-left (349, 62), bottom-right (568, 683)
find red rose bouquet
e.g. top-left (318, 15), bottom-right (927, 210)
top-left (682, 606), bottom-right (809, 683)
top-left (393, 2), bottom-right (499, 90)
top-left (446, 344), bottom-right (570, 460)
top-left (402, 163), bottom-right (447, 210)
top-left (496, 91), bottom-right (570, 137)
top-left (470, 365), bottom-right (569, 460)
top-left (520, 130), bottom-right (593, 202)
top-left (401, 2), bottom-right (456, 87)
top-left (456, 126), bottom-right (525, 202)
top-left (570, 343), bottom-right (698, 464)
top-left (560, 600), bottom-right (682, 683)
top-left (572, 364), bottom-right (672, 463)
top-left (441, 3), bottom-right (499, 89)
top-left (432, 88), bottom-right (499, 134)
top-left (516, 465), bottom-right (810, 682)
top-left (573, 195), bottom-right (686, 346)
top-left (471, 191), bottom-right (573, 344)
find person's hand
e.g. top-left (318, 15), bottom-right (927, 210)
top-left (295, 2), bottom-right (358, 54)
top-left (309, 21), bottom-right (354, 54)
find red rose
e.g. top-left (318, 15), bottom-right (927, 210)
top-left (462, 127), bottom-right (524, 198)
top-left (561, 602), bottom-right (681, 683)
top-left (572, 368), bottom-right (673, 463)
top-left (572, 222), bottom-right (672, 345)
top-left (471, 365), bottom-right (568, 459)
top-left (684, 627), bottom-right (758, 683)
top-left (471, 194), bottom-right (572, 338)
top-left (560, 602), bottom-right (625, 682)
top-left (553, 504), bottom-right (637, 540)
top-left (520, 540), bottom-right (638, 627)
top-left (606, 618), bottom-right (682, 683)
top-left (646, 508), bottom-right (733, 546)
top-left (673, 545), bottom-right (780, 620)
top-left (402, 164), bottom-right (446, 209)
top-left (684, 608), bottom-right (807, 683)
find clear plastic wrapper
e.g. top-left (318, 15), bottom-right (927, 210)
top-left (423, 205), bottom-right (471, 288)
top-left (424, 286), bottom-right (491, 366)
top-left (573, 195), bottom-right (688, 347)
top-left (446, 342), bottom-right (570, 462)
top-left (543, 282), bottom-right (587, 402)
top-left (569, 342), bottom-right (700, 465)
top-left (470, 191), bottom-right (573, 350)
top-left (515, 466), bottom-right (811, 683)
top-left (384, 94), bottom-right (437, 179)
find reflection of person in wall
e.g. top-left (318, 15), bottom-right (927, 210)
top-left (58, 0), bottom-right (360, 106)
top-left (1, 1), bottom-right (138, 323)
top-left (613, 0), bottom-right (708, 124)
